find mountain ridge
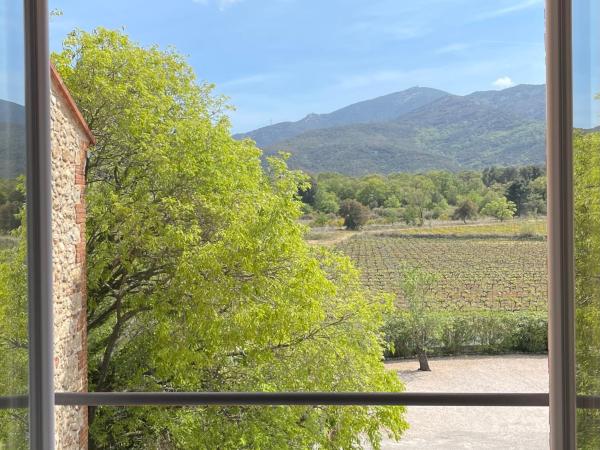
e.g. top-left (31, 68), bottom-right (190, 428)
top-left (235, 84), bottom-right (547, 175)
top-left (234, 87), bottom-right (450, 147)
top-left (0, 99), bottom-right (26, 179)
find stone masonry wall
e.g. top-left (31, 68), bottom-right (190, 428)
top-left (50, 72), bottom-right (91, 450)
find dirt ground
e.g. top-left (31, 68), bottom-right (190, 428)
top-left (380, 355), bottom-right (549, 449)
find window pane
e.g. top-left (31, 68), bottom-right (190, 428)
top-left (71, 405), bottom-right (549, 449)
top-left (389, 406), bottom-right (548, 449)
top-left (49, 0), bottom-right (547, 446)
top-left (0, 0), bottom-right (28, 448)
top-left (573, 0), bottom-right (600, 446)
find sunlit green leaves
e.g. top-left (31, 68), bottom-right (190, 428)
top-left (53, 28), bottom-right (407, 448)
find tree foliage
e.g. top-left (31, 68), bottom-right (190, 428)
top-left (52, 28), bottom-right (407, 448)
top-left (397, 265), bottom-right (439, 371)
top-left (452, 199), bottom-right (478, 223)
top-left (0, 218), bottom-right (28, 449)
top-left (313, 189), bottom-right (339, 214)
top-left (481, 197), bottom-right (516, 222)
top-left (574, 131), bottom-right (600, 448)
top-left (304, 166), bottom-right (545, 228)
top-left (0, 179), bottom-right (24, 233)
top-left (339, 199), bottom-right (370, 230)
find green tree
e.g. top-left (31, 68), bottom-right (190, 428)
top-left (574, 131), bottom-right (600, 447)
top-left (506, 179), bottom-right (530, 216)
top-left (481, 197), bottom-right (516, 221)
top-left (403, 176), bottom-right (434, 226)
top-left (524, 176), bottom-right (547, 215)
top-left (298, 175), bottom-right (317, 206)
top-left (0, 220), bottom-right (28, 449)
top-left (357, 176), bottom-right (388, 208)
top-left (52, 28), bottom-right (407, 448)
top-left (452, 199), bottom-right (478, 224)
top-left (399, 265), bottom-right (439, 371)
top-left (0, 179), bottom-right (25, 233)
top-left (383, 195), bottom-right (401, 209)
top-left (401, 205), bottom-right (420, 226)
top-left (339, 199), bottom-right (370, 230)
top-left (313, 189), bottom-right (339, 214)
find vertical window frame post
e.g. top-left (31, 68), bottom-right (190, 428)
top-left (546, 0), bottom-right (577, 448)
top-left (24, 0), bottom-right (54, 448)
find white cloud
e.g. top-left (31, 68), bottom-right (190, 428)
top-left (474, 0), bottom-right (542, 21)
top-left (193, 0), bottom-right (244, 11)
top-left (219, 73), bottom-right (279, 90)
top-left (218, 0), bottom-right (243, 10)
top-left (335, 60), bottom-right (499, 91)
top-left (493, 76), bottom-right (516, 89)
top-left (349, 21), bottom-right (431, 41)
top-left (435, 43), bottom-right (470, 55)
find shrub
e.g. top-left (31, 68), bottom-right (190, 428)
top-left (401, 205), bottom-right (420, 226)
top-left (452, 199), bottom-right (478, 223)
top-left (310, 212), bottom-right (340, 228)
top-left (339, 199), bottom-right (370, 230)
top-left (518, 222), bottom-right (540, 239)
top-left (383, 310), bottom-right (547, 358)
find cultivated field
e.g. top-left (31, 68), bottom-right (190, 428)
top-left (332, 220), bottom-right (548, 311)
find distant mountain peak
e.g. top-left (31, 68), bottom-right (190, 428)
top-left (303, 112), bottom-right (320, 121)
top-left (234, 86), bottom-right (451, 147)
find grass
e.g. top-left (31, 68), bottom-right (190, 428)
top-left (305, 229), bottom-right (356, 246)
top-left (333, 219), bottom-right (548, 312)
top-left (374, 219), bottom-right (546, 238)
top-left (0, 235), bottom-right (18, 250)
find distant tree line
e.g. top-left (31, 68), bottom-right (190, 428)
top-left (299, 165), bottom-right (546, 229)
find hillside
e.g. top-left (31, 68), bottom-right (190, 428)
top-left (236, 85), bottom-right (547, 175)
top-left (234, 87), bottom-right (450, 148)
top-left (0, 99), bottom-right (26, 179)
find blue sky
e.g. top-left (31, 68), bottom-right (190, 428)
top-left (573, 0), bottom-right (600, 129)
top-left (2, 1), bottom-right (599, 130)
top-left (0, 2), bottom-right (25, 107)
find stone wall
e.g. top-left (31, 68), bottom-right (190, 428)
top-left (50, 66), bottom-right (94, 450)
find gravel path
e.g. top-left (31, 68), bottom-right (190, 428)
top-left (381, 355), bottom-right (549, 449)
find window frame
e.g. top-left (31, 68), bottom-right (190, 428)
top-left (11, 0), bottom-right (584, 448)
top-left (546, 0), bottom-right (577, 448)
top-left (24, 0), bottom-right (54, 449)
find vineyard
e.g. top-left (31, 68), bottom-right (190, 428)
top-left (371, 220), bottom-right (546, 238)
top-left (335, 224), bottom-right (548, 311)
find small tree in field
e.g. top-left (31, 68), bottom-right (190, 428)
top-left (400, 265), bottom-right (439, 371)
top-left (452, 199), bottom-right (478, 223)
top-left (481, 197), bottom-right (516, 221)
top-left (339, 199), bottom-right (370, 230)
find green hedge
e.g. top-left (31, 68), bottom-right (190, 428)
top-left (383, 310), bottom-right (548, 358)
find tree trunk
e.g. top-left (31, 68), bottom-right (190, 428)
top-left (418, 352), bottom-right (431, 371)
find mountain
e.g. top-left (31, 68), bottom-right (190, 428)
top-left (236, 84), bottom-right (547, 175)
top-left (465, 84), bottom-right (546, 121)
top-left (234, 87), bottom-right (450, 147)
top-left (0, 99), bottom-right (26, 179)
